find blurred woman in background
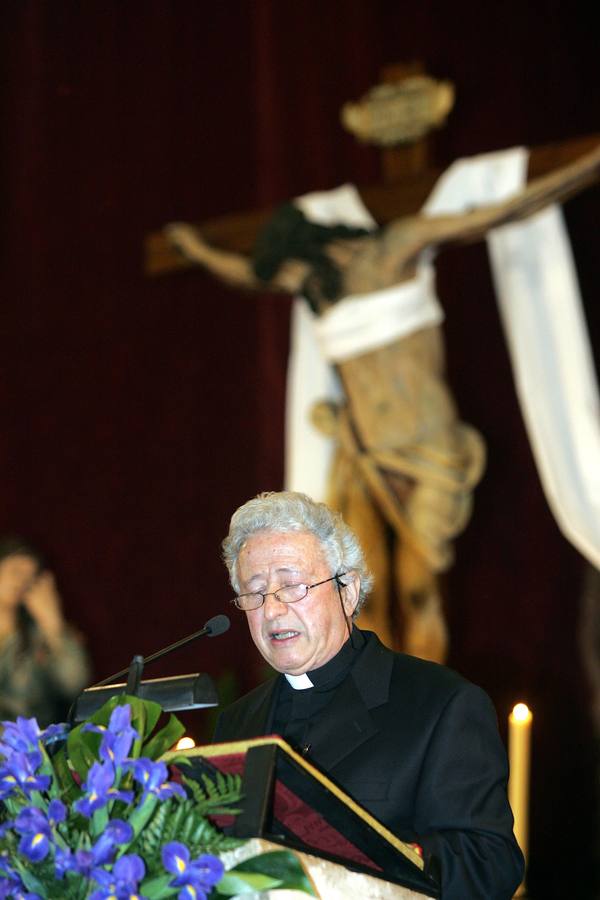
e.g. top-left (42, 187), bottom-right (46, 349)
top-left (0, 536), bottom-right (91, 726)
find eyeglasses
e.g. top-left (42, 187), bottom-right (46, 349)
top-left (232, 573), bottom-right (347, 611)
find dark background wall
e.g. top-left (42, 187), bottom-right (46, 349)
top-left (2, 2), bottom-right (599, 897)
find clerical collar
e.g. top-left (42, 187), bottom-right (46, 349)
top-left (285, 672), bottom-right (313, 690)
top-left (283, 627), bottom-right (366, 691)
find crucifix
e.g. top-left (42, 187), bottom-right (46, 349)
top-left (144, 64), bottom-right (600, 663)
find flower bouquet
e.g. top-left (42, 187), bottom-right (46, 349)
top-left (0, 695), bottom-right (315, 899)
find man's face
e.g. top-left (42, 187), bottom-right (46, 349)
top-left (236, 530), bottom-right (358, 676)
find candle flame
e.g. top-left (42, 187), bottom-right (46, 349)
top-left (511, 703), bottom-right (532, 723)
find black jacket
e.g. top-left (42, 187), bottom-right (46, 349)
top-left (213, 630), bottom-right (524, 900)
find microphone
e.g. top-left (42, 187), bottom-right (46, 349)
top-left (204, 614), bottom-right (230, 637)
top-left (94, 614), bottom-right (231, 687)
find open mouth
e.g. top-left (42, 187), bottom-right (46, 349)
top-left (269, 630), bottom-right (300, 642)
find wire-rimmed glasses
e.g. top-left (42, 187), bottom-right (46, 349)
top-left (231, 573), bottom-right (347, 611)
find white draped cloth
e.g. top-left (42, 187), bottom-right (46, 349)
top-left (285, 153), bottom-right (600, 570)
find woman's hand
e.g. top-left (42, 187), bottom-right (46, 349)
top-left (23, 571), bottom-right (66, 649)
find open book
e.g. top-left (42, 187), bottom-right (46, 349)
top-left (163, 735), bottom-right (439, 898)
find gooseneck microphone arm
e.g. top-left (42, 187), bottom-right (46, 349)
top-left (67, 614), bottom-right (232, 722)
top-left (93, 614), bottom-right (231, 687)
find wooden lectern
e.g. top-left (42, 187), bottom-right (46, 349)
top-left (163, 736), bottom-right (439, 899)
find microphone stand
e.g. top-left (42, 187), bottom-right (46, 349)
top-left (69, 615), bottom-right (231, 723)
top-left (125, 655), bottom-right (144, 696)
top-left (93, 617), bottom-right (228, 687)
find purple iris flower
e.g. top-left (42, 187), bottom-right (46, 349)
top-left (12, 803), bottom-right (65, 871)
top-left (0, 766), bottom-right (18, 799)
top-left (47, 798), bottom-right (66, 825)
top-left (84, 705), bottom-right (139, 741)
top-left (73, 761), bottom-right (133, 817)
top-left (0, 850), bottom-right (42, 897)
top-left (72, 849), bottom-right (95, 878)
top-left (0, 750), bottom-right (50, 799)
top-left (98, 729), bottom-right (135, 768)
top-left (54, 846), bottom-right (74, 879)
top-left (40, 722), bottom-right (70, 749)
top-left (55, 819), bottom-right (134, 879)
top-left (108, 705), bottom-right (136, 735)
top-left (83, 705), bottom-right (139, 771)
top-left (0, 851), bottom-right (22, 888)
top-left (104, 819), bottom-right (133, 844)
top-left (129, 759), bottom-right (186, 802)
top-left (162, 842), bottom-right (224, 899)
top-left (0, 851), bottom-right (14, 871)
top-left (0, 717), bottom-right (41, 756)
top-left (14, 806), bottom-right (53, 863)
top-left (0, 868), bottom-right (40, 900)
top-left (89, 853), bottom-right (147, 900)
top-left (91, 819), bottom-right (134, 866)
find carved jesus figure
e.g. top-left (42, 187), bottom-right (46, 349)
top-left (164, 145), bottom-right (600, 662)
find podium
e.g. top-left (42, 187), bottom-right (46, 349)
top-left (220, 837), bottom-right (433, 899)
top-left (163, 736), bottom-right (439, 899)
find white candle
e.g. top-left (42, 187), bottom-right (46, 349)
top-left (508, 702), bottom-right (532, 883)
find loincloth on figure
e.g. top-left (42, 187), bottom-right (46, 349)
top-left (312, 326), bottom-right (486, 572)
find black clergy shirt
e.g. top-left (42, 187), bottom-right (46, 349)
top-left (271, 627), bottom-right (366, 757)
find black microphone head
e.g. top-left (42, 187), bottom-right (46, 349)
top-left (205, 614), bottom-right (230, 637)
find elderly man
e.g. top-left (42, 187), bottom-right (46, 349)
top-left (214, 490), bottom-right (523, 899)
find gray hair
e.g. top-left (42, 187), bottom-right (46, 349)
top-left (222, 491), bottom-right (373, 616)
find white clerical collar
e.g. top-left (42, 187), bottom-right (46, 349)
top-left (284, 672), bottom-right (314, 690)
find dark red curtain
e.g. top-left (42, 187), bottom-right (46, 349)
top-left (2, 2), bottom-right (599, 896)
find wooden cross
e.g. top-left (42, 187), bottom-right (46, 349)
top-left (144, 83), bottom-right (599, 278)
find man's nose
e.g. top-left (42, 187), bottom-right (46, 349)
top-left (262, 591), bottom-right (288, 619)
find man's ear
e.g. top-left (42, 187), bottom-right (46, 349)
top-left (340, 571), bottom-right (360, 617)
